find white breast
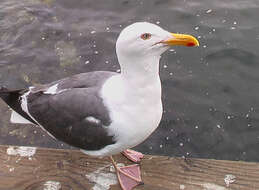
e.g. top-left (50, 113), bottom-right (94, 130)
top-left (88, 74), bottom-right (163, 156)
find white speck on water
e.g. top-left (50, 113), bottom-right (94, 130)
top-left (116, 69), bottom-right (121, 73)
top-left (195, 26), bottom-right (199, 30)
top-left (156, 21), bottom-right (160, 24)
top-left (233, 21), bottom-right (237, 25)
top-left (224, 174), bottom-right (236, 187)
top-left (246, 114), bottom-right (249, 118)
top-left (105, 60), bottom-right (109, 64)
top-left (149, 146), bottom-right (153, 150)
top-left (227, 116), bottom-right (231, 119)
top-left (197, 35), bottom-right (202, 39)
top-left (119, 25), bottom-right (122, 28)
top-left (217, 124), bottom-right (221, 129)
top-left (85, 60), bottom-right (90, 65)
top-left (203, 45), bottom-right (207, 48)
top-left (94, 51), bottom-right (99, 54)
top-left (43, 181), bottom-right (61, 190)
top-left (230, 26), bottom-right (236, 30)
top-left (169, 49), bottom-right (175, 52)
top-left (169, 72), bottom-right (173, 76)
top-left (196, 14), bottom-right (200, 17)
top-left (67, 33), bottom-right (71, 37)
top-left (212, 28), bottom-right (216, 32)
top-left (195, 125), bottom-right (199, 129)
top-left (206, 9), bottom-right (212, 13)
top-left (7, 146), bottom-right (36, 157)
top-left (180, 184), bottom-right (185, 189)
top-left (79, 33), bottom-right (83, 36)
top-left (179, 143), bottom-right (184, 147)
top-left (106, 27), bottom-right (110, 31)
top-left (91, 30), bottom-right (96, 34)
top-left (9, 167), bottom-right (14, 172)
top-left (93, 44), bottom-right (97, 48)
top-left (163, 64), bottom-right (168, 69)
top-left (159, 144), bottom-right (163, 148)
top-left (41, 36), bottom-right (45, 40)
top-left (166, 136), bottom-right (169, 140)
top-left (86, 165), bottom-right (118, 190)
top-left (222, 19), bottom-right (226, 23)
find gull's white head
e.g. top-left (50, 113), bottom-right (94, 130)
top-left (116, 22), bottom-right (199, 66)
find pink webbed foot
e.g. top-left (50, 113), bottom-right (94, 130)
top-left (110, 156), bottom-right (143, 190)
top-left (117, 164), bottom-right (143, 190)
top-left (122, 149), bottom-right (144, 163)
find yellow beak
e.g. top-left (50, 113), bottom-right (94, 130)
top-left (162, 33), bottom-right (199, 47)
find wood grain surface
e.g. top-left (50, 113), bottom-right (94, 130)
top-left (0, 145), bottom-right (258, 190)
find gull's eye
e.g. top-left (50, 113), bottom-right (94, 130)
top-left (140, 33), bottom-right (152, 40)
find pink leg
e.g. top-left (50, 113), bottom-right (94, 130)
top-left (122, 149), bottom-right (144, 163)
top-left (110, 156), bottom-right (143, 190)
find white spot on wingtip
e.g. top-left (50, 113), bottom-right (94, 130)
top-left (7, 146), bottom-right (36, 158)
top-left (85, 165), bottom-right (117, 190)
top-left (43, 181), bottom-right (61, 190)
top-left (85, 116), bottom-right (101, 124)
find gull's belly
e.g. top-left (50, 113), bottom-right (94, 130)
top-left (110, 101), bottom-right (163, 148)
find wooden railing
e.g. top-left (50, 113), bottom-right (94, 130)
top-left (0, 145), bottom-right (258, 190)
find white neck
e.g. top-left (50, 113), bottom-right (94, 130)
top-left (119, 55), bottom-right (161, 87)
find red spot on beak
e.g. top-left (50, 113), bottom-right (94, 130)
top-left (187, 42), bottom-right (195, 47)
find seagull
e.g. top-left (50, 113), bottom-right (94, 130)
top-left (0, 22), bottom-right (199, 190)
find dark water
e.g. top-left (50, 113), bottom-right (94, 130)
top-left (0, 0), bottom-right (259, 162)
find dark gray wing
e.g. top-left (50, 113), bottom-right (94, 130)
top-left (27, 71), bottom-right (117, 150)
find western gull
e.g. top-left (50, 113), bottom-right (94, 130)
top-left (0, 22), bottom-right (199, 190)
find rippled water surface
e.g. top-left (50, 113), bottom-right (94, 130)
top-left (1, 0), bottom-right (259, 162)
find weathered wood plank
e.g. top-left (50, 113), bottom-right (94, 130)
top-left (0, 145), bottom-right (258, 190)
